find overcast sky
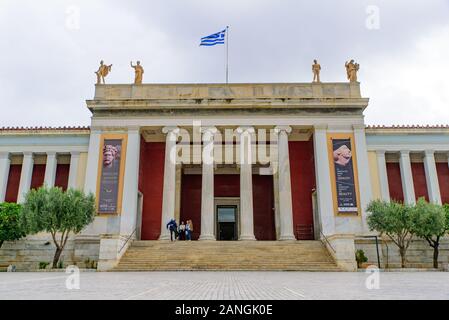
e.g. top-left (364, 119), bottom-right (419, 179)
top-left (1, 0), bottom-right (448, 127)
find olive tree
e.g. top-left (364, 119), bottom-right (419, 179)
top-left (0, 202), bottom-right (25, 248)
top-left (411, 198), bottom-right (449, 269)
top-left (21, 187), bottom-right (96, 268)
top-left (367, 200), bottom-right (414, 268)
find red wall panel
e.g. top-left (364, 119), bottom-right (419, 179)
top-left (252, 175), bottom-right (275, 240)
top-left (386, 163), bottom-right (404, 203)
top-left (5, 164), bottom-right (21, 203)
top-left (436, 162), bottom-right (449, 204)
top-left (289, 139), bottom-right (316, 240)
top-left (30, 164), bottom-right (45, 190)
top-left (140, 142), bottom-right (165, 240)
top-left (411, 162), bottom-right (429, 201)
top-left (215, 174), bottom-right (240, 197)
top-left (55, 164), bottom-right (70, 191)
top-left (180, 174), bottom-right (202, 240)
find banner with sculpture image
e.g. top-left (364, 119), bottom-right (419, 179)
top-left (97, 135), bottom-right (127, 214)
top-left (328, 135), bottom-right (360, 215)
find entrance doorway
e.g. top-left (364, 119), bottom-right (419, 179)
top-left (216, 205), bottom-right (238, 241)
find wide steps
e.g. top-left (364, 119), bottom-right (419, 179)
top-left (114, 240), bottom-right (341, 272)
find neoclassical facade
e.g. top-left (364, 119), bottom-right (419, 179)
top-left (0, 82), bottom-right (448, 271)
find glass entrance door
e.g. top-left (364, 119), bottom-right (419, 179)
top-left (217, 205), bottom-right (237, 241)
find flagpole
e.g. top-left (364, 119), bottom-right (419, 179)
top-left (226, 26), bottom-right (229, 84)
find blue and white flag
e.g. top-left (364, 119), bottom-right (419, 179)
top-left (200, 29), bottom-right (226, 46)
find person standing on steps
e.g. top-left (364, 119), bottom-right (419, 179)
top-left (185, 220), bottom-right (192, 241)
top-left (166, 218), bottom-right (178, 242)
top-left (178, 221), bottom-right (186, 240)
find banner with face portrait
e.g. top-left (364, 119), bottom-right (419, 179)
top-left (97, 135), bottom-right (127, 214)
top-left (328, 135), bottom-right (360, 215)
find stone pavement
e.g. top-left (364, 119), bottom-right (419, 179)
top-left (0, 271), bottom-right (448, 300)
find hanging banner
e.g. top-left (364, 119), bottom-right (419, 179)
top-left (328, 134), bottom-right (360, 215)
top-left (97, 134), bottom-right (127, 214)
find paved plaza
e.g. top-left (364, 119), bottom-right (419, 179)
top-left (0, 271), bottom-right (448, 300)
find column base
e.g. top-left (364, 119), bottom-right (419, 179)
top-left (279, 235), bottom-right (296, 241)
top-left (158, 234), bottom-right (171, 241)
top-left (239, 235), bottom-right (256, 241)
top-left (199, 235), bottom-right (216, 241)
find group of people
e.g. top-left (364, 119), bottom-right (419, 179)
top-left (166, 219), bottom-right (193, 241)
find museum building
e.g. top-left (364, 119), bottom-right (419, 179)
top-left (0, 81), bottom-right (448, 271)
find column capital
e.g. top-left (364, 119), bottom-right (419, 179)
top-left (424, 150), bottom-right (435, 157)
top-left (22, 151), bottom-right (34, 158)
top-left (70, 151), bottom-right (81, 157)
top-left (162, 126), bottom-right (180, 135)
top-left (200, 126), bottom-right (218, 138)
top-left (274, 125), bottom-right (292, 135)
top-left (235, 126), bottom-right (255, 135)
top-left (399, 150), bottom-right (410, 157)
top-left (127, 126), bottom-right (141, 134)
top-left (352, 124), bottom-right (366, 131)
top-left (46, 151), bottom-right (57, 157)
top-left (375, 149), bottom-right (386, 156)
top-left (313, 124), bottom-right (328, 131)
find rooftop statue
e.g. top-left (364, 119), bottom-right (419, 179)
top-left (312, 59), bottom-right (321, 83)
top-left (130, 61), bottom-right (144, 84)
top-left (95, 60), bottom-right (112, 84)
top-left (345, 59), bottom-right (359, 82)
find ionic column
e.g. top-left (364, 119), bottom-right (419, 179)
top-left (376, 150), bottom-right (390, 202)
top-left (235, 126), bottom-right (256, 241)
top-left (313, 125), bottom-right (335, 236)
top-left (0, 152), bottom-right (11, 202)
top-left (44, 152), bottom-right (57, 187)
top-left (67, 151), bottom-right (80, 189)
top-left (17, 152), bottom-right (34, 203)
top-left (274, 126), bottom-right (295, 240)
top-left (423, 150), bottom-right (442, 204)
top-left (159, 126), bottom-right (180, 240)
top-left (199, 127), bottom-right (217, 241)
top-left (399, 150), bottom-right (416, 205)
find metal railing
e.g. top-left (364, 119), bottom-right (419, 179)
top-left (118, 228), bottom-right (137, 254)
top-left (357, 235), bottom-right (381, 269)
top-left (320, 231), bottom-right (336, 253)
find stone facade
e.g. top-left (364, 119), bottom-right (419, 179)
top-left (0, 83), bottom-right (448, 271)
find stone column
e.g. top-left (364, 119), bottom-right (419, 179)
top-left (67, 151), bottom-right (80, 189)
top-left (44, 152), bottom-right (57, 187)
top-left (159, 126), bottom-right (179, 240)
top-left (199, 127), bottom-right (217, 240)
top-left (0, 152), bottom-right (11, 202)
top-left (399, 150), bottom-right (416, 205)
top-left (274, 126), bottom-right (295, 240)
top-left (120, 128), bottom-right (141, 236)
top-left (376, 150), bottom-right (390, 202)
top-left (313, 125), bottom-right (335, 236)
top-left (17, 152), bottom-right (34, 203)
top-left (235, 126), bottom-right (256, 240)
top-left (423, 150), bottom-right (442, 204)
top-left (84, 129), bottom-right (102, 194)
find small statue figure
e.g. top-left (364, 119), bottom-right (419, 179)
top-left (312, 59), bottom-right (321, 83)
top-left (95, 60), bottom-right (112, 84)
top-left (130, 61), bottom-right (144, 84)
top-left (345, 59), bottom-right (360, 82)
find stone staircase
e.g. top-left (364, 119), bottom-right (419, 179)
top-left (114, 240), bottom-right (341, 271)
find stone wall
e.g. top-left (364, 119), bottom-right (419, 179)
top-left (0, 234), bottom-right (100, 271)
top-left (355, 237), bottom-right (449, 269)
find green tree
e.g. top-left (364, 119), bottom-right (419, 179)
top-left (367, 200), bottom-right (414, 268)
top-left (411, 198), bottom-right (449, 269)
top-left (21, 187), bottom-right (96, 268)
top-left (0, 202), bottom-right (26, 248)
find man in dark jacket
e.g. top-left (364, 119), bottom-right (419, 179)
top-left (166, 219), bottom-right (178, 242)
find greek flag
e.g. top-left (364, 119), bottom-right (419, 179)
top-left (200, 29), bottom-right (226, 46)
